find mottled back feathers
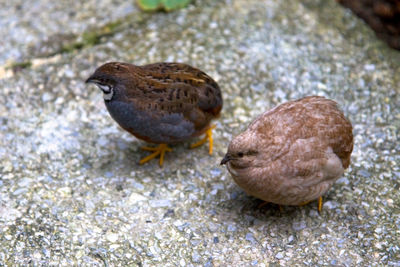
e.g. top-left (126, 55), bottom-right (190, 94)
top-left (249, 96), bottom-right (353, 169)
top-left (222, 96), bottom-right (354, 206)
top-left (86, 62), bottom-right (222, 143)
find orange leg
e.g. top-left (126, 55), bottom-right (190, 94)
top-left (318, 196), bottom-right (323, 212)
top-left (190, 125), bottom-right (216, 155)
top-left (299, 196), bottom-right (323, 212)
top-left (140, 144), bottom-right (172, 167)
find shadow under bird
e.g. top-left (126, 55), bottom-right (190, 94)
top-left (221, 96), bottom-right (353, 211)
top-left (86, 62), bottom-right (223, 166)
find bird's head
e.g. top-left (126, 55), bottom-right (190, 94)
top-left (220, 130), bottom-right (260, 170)
top-left (86, 62), bottom-right (131, 101)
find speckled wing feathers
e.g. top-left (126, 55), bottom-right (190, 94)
top-left (87, 61), bottom-right (223, 145)
top-left (249, 96), bottom-right (353, 170)
top-left (123, 63), bottom-right (222, 130)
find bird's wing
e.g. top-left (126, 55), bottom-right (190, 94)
top-left (251, 96), bottom-right (353, 169)
top-left (140, 63), bottom-right (223, 116)
top-left (121, 63), bottom-right (222, 130)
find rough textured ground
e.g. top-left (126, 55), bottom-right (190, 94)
top-left (1, 0), bottom-right (399, 266)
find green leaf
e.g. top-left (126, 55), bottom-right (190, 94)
top-left (162, 0), bottom-right (191, 11)
top-left (137, 0), bottom-right (161, 11)
top-left (137, 0), bottom-right (191, 12)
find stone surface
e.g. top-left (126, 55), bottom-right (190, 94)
top-left (1, 0), bottom-right (400, 266)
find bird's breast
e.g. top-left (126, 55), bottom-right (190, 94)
top-left (104, 100), bottom-right (196, 143)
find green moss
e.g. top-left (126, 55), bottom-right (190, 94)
top-left (82, 32), bottom-right (101, 46)
top-left (58, 19), bottom-right (124, 54)
top-left (102, 19), bottom-right (124, 33)
top-left (60, 42), bottom-right (83, 53)
top-left (8, 17), bottom-right (129, 70)
top-left (7, 61), bottom-right (32, 71)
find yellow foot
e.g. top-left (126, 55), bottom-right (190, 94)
top-left (299, 196), bottom-right (323, 212)
top-left (139, 144), bottom-right (172, 167)
top-left (318, 196), bottom-right (323, 213)
top-left (190, 125), bottom-right (216, 155)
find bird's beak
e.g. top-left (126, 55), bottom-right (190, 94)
top-left (220, 154), bottom-right (232, 165)
top-left (85, 75), bottom-right (98, 84)
top-left (85, 77), bottom-right (93, 84)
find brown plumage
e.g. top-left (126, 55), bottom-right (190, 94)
top-left (221, 96), bottom-right (353, 210)
top-left (338, 0), bottom-right (400, 50)
top-left (86, 62), bottom-right (222, 166)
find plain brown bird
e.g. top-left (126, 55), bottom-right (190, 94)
top-left (86, 62), bottom-right (222, 166)
top-left (221, 96), bottom-right (353, 211)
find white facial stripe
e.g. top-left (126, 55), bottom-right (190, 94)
top-left (94, 83), bottom-right (114, 101)
top-left (97, 84), bottom-right (111, 93)
top-left (103, 88), bottom-right (114, 100)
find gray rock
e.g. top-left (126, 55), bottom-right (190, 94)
top-left (0, 0), bottom-right (399, 266)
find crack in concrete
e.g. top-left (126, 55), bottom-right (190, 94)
top-left (0, 13), bottom-right (148, 79)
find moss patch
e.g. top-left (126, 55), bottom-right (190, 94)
top-left (7, 61), bottom-right (32, 72)
top-left (58, 18), bottom-right (125, 54)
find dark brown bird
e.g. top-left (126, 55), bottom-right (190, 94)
top-left (221, 96), bottom-right (353, 211)
top-left (86, 62), bottom-right (222, 166)
top-left (338, 0), bottom-right (400, 50)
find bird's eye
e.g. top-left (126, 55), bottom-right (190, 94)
top-left (237, 152), bottom-right (244, 157)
